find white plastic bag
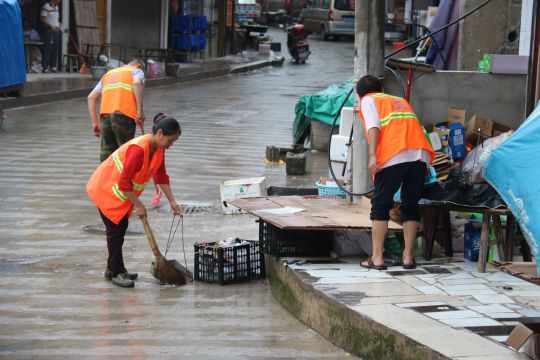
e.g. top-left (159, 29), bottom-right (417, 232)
top-left (462, 131), bottom-right (512, 183)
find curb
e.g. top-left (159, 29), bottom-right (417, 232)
top-left (266, 256), bottom-right (450, 360)
top-left (1, 58), bottom-right (280, 110)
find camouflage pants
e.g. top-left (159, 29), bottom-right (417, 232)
top-left (100, 113), bottom-right (137, 162)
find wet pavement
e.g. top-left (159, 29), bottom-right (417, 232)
top-left (0, 27), bottom-right (358, 359)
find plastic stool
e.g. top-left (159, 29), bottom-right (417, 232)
top-left (63, 54), bottom-right (79, 73)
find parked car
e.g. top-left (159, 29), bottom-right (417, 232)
top-left (299, 0), bottom-right (355, 40)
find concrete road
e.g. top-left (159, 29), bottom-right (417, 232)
top-left (0, 28), bottom-right (357, 359)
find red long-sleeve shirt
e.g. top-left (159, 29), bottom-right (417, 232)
top-left (117, 145), bottom-right (169, 192)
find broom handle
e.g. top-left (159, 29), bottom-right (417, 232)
top-left (139, 215), bottom-right (162, 257)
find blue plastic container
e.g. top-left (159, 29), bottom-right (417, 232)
top-left (199, 16), bottom-right (208, 31)
top-left (199, 34), bottom-right (207, 50)
top-left (172, 15), bottom-right (190, 33)
top-left (172, 34), bottom-right (190, 50)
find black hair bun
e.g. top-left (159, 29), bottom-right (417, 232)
top-left (153, 112), bottom-right (166, 124)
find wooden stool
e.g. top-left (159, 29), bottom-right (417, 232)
top-left (478, 212), bottom-right (506, 272)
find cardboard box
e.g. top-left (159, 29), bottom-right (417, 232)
top-left (466, 115), bottom-right (493, 137)
top-left (220, 177), bottom-right (267, 215)
top-left (448, 107), bottom-right (466, 124)
top-left (466, 131), bottom-right (491, 146)
top-left (491, 121), bottom-right (512, 138)
top-left (434, 126), bottom-right (450, 147)
top-left (507, 322), bottom-right (540, 359)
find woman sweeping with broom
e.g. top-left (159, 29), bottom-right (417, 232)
top-left (87, 114), bottom-right (182, 288)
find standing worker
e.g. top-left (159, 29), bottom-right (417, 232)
top-left (356, 75), bottom-right (434, 270)
top-left (40, 0), bottom-right (62, 73)
top-left (86, 115), bottom-right (183, 288)
top-left (87, 59), bottom-right (146, 162)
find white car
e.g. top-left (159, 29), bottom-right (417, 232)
top-left (299, 0), bottom-right (355, 40)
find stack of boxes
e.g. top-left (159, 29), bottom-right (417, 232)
top-left (429, 107), bottom-right (512, 159)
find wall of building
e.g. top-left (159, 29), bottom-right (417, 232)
top-left (111, 0), bottom-right (162, 59)
top-left (457, 0), bottom-right (521, 71)
top-left (383, 71), bottom-right (527, 128)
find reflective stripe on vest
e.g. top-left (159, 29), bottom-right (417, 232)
top-left (110, 148), bottom-right (150, 202)
top-left (86, 134), bottom-right (164, 224)
top-left (99, 66), bottom-right (138, 120)
top-left (359, 93), bottom-right (434, 168)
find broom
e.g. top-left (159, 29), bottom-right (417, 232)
top-left (139, 215), bottom-right (193, 285)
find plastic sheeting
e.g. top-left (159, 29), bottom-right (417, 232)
top-left (0, 0), bottom-right (26, 88)
top-left (292, 77), bottom-right (354, 144)
top-left (484, 104), bottom-right (540, 275)
top-left (421, 167), bottom-right (506, 209)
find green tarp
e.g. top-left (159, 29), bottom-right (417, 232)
top-left (293, 77), bottom-right (354, 144)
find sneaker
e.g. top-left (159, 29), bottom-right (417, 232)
top-left (112, 273), bottom-right (135, 288)
top-left (104, 268), bottom-right (138, 281)
top-left (42, 68), bottom-right (50, 73)
top-left (51, 67), bottom-right (58, 73)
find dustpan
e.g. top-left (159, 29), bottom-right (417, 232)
top-left (140, 215), bottom-right (193, 285)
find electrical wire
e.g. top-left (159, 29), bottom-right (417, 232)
top-left (326, 0), bottom-right (495, 197)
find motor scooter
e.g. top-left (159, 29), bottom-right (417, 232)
top-left (287, 24), bottom-right (310, 64)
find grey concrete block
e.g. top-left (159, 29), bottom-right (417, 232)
top-left (286, 152), bottom-right (306, 175)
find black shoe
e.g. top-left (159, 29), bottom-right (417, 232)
top-left (112, 273), bottom-right (135, 288)
top-left (104, 268), bottom-right (138, 281)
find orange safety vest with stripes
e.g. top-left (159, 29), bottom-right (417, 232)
top-left (99, 66), bottom-right (138, 120)
top-left (86, 134), bottom-right (164, 224)
top-left (358, 92), bottom-right (434, 168)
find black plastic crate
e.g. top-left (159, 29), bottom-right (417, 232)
top-left (259, 220), bottom-right (333, 257)
top-left (193, 239), bottom-right (265, 285)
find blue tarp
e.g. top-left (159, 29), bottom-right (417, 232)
top-left (0, 0), bottom-right (26, 88)
top-left (484, 104), bottom-right (540, 274)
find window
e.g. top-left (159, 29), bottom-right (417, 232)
top-left (334, 0), bottom-right (354, 11)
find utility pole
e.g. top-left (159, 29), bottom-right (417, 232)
top-left (350, 0), bottom-right (385, 202)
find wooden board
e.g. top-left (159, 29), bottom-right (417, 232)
top-left (73, 0), bottom-right (100, 50)
top-left (227, 196), bottom-right (403, 231)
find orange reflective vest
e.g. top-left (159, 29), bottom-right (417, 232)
top-left (86, 134), bottom-right (164, 224)
top-left (359, 93), bottom-right (434, 168)
top-left (99, 66), bottom-right (138, 120)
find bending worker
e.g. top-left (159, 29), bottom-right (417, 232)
top-left (87, 59), bottom-right (146, 162)
top-left (86, 115), bottom-right (183, 288)
top-left (357, 75), bottom-right (434, 271)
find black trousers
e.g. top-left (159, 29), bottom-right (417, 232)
top-left (371, 160), bottom-right (427, 222)
top-left (99, 210), bottom-right (129, 276)
top-left (41, 29), bottom-right (60, 70)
